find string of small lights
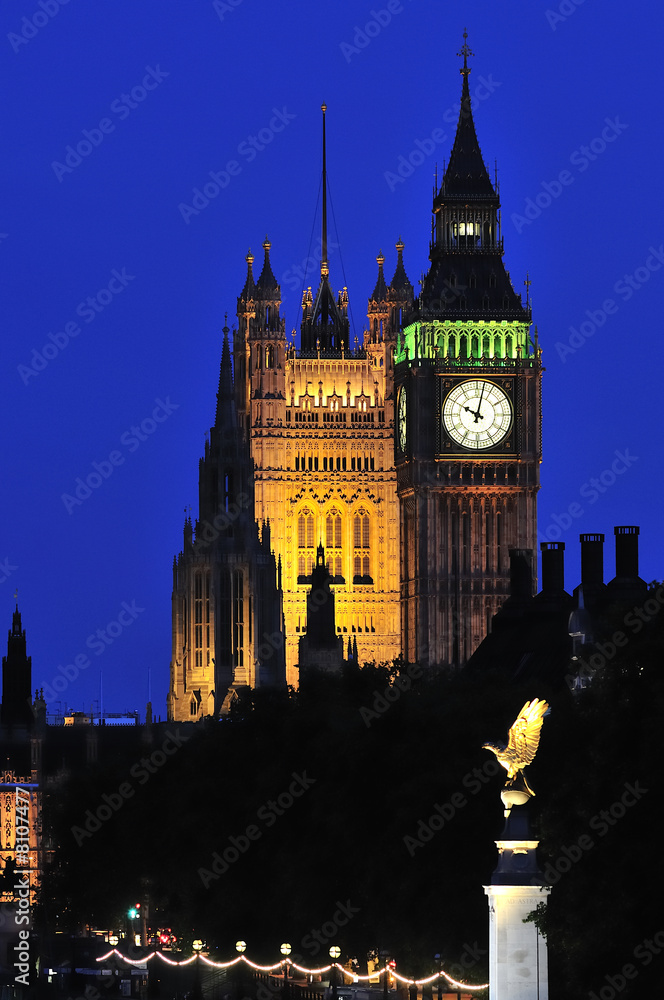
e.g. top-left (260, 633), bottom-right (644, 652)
top-left (95, 950), bottom-right (489, 990)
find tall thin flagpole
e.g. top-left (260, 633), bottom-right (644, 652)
top-left (321, 103), bottom-right (327, 270)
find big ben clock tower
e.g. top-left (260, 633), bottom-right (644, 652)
top-left (395, 34), bottom-right (542, 667)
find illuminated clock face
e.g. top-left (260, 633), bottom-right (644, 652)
top-left (397, 386), bottom-right (407, 452)
top-left (442, 380), bottom-right (512, 450)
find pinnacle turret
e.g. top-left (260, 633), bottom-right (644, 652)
top-left (256, 237), bottom-right (279, 295)
top-left (215, 319), bottom-right (236, 429)
top-left (367, 240), bottom-right (413, 342)
top-left (389, 238), bottom-right (413, 295)
top-left (11, 604), bottom-right (23, 637)
top-left (239, 249), bottom-right (256, 301)
top-left (371, 251), bottom-right (388, 301)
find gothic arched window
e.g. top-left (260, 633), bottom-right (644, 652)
top-left (194, 572), bottom-right (203, 667)
top-left (232, 569), bottom-right (244, 668)
top-left (325, 509), bottom-right (343, 581)
top-left (353, 510), bottom-right (372, 583)
top-left (297, 509), bottom-right (315, 582)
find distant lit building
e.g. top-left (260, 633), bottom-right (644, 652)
top-left (0, 607), bottom-right (43, 909)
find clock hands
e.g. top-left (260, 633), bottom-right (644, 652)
top-left (463, 405), bottom-right (484, 422)
top-left (464, 383), bottom-right (487, 423)
top-left (475, 380), bottom-right (486, 419)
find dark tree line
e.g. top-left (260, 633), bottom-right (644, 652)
top-left (39, 598), bottom-right (664, 996)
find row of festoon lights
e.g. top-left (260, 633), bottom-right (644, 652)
top-left (97, 940), bottom-right (488, 991)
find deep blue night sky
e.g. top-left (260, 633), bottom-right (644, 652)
top-left (2, 0), bottom-right (662, 717)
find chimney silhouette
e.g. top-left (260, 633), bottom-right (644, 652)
top-left (580, 533), bottom-right (604, 587)
top-left (574, 533), bottom-right (606, 612)
top-left (607, 525), bottom-right (647, 602)
top-left (540, 542), bottom-right (565, 593)
top-left (509, 548), bottom-right (534, 600)
top-left (614, 525), bottom-right (639, 579)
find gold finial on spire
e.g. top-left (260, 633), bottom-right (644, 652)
top-left (457, 28), bottom-right (474, 77)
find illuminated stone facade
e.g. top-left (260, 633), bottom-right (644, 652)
top-left (0, 769), bottom-right (41, 909)
top-left (234, 241), bottom-right (411, 685)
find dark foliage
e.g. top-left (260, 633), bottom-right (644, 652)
top-left (40, 600), bottom-right (664, 994)
top-left (533, 590), bottom-right (664, 997)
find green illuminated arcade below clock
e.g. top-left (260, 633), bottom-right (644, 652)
top-left (442, 379), bottom-right (512, 450)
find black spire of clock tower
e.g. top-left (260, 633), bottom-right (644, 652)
top-left (442, 31), bottom-right (495, 198)
top-left (417, 31), bottom-right (529, 324)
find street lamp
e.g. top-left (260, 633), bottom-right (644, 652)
top-left (280, 943), bottom-right (291, 1000)
top-left (193, 939), bottom-right (204, 1000)
top-left (235, 941), bottom-right (247, 1000)
top-left (434, 954), bottom-right (442, 1000)
top-left (329, 946), bottom-right (341, 1000)
top-left (379, 951), bottom-right (390, 1000)
top-left (107, 936), bottom-right (120, 993)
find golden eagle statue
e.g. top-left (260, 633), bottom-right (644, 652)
top-left (482, 698), bottom-right (549, 816)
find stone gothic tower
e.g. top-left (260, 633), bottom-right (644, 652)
top-left (395, 35), bottom-right (542, 667)
top-left (1, 604), bottom-right (33, 728)
top-left (167, 328), bottom-right (286, 722)
top-left (234, 106), bottom-right (410, 684)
